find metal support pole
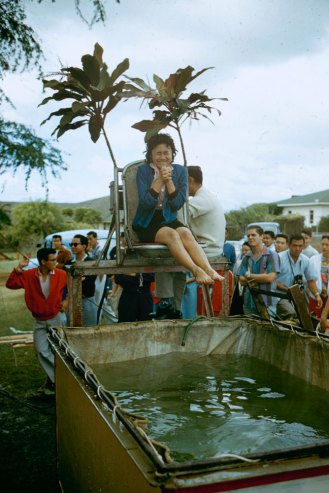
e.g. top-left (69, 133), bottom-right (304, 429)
top-left (67, 271), bottom-right (83, 327)
top-left (114, 166), bottom-right (122, 265)
top-left (201, 285), bottom-right (214, 317)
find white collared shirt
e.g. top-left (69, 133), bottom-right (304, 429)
top-left (38, 269), bottom-right (55, 299)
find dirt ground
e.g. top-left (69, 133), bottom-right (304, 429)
top-left (0, 344), bottom-right (59, 493)
top-left (0, 261), bottom-right (58, 491)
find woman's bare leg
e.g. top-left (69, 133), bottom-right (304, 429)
top-left (155, 227), bottom-right (213, 285)
top-left (176, 227), bottom-right (224, 282)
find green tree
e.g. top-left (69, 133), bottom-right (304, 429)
top-left (0, 119), bottom-right (67, 193)
top-left (275, 214), bottom-right (305, 237)
top-left (318, 215), bottom-right (329, 233)
top-left (225, 203), bottom-right (275, 239)
top-left (74, 207), bottom-right (102, 225)
top-left (0, 205), bottom-right (11, 249)
top-left (62, 207), bottom-right (75, 218)
top-left (62, 220), bottom-right (96, 230)
top-left (0, 205), bottom-right (11, 229)
top-left (10, 201), bottom-right (65, 250)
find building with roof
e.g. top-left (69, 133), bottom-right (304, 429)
top-left (276, 189), bottom-right (329, 227)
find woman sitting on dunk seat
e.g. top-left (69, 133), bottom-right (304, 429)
top-left (132, 133), bottom-right (223, 286)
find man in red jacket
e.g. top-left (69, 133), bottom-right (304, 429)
top-left (6, 248), bottom-right (67, 392)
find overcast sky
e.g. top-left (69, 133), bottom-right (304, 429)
top-left (2, 0), bottom-right (329, 212)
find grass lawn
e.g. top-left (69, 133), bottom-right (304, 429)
top-left (0, 259), bottom-right (34, 337)
top-left (0, 259), bottom-right (59, 492)
top-left (0, 345), bottom-right (59, 492)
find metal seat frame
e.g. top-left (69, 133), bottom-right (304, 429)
top-left (66, 159), bottom-right (230, 325)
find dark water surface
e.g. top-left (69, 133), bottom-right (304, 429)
top-left (93, 353), bottom-right (329, 462)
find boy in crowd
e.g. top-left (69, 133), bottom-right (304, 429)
top-left (301, 228), bottom-right (318, 258)
top-left (274, 233), bottom-right (289, 253)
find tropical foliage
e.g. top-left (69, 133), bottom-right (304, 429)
top-left (40, 43), bottom-right (129, 167)
top-left (74, 207), bottom-right (102, 224)
top-left (123, 66), bottom-right (228, 164)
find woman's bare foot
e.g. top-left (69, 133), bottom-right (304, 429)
top-left (194, 267), bottom-right (214, 285)
top-left (205, 268), bottom-right (224, 282)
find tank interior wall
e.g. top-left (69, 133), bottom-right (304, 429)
top-left (55, 354), bottom-right (161, 493)
top-left (60, 319), bottom-right (329, 392)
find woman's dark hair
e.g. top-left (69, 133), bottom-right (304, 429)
top-left (145, 133), bottom-right (177, 164)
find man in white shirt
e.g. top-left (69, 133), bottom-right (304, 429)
top-left (181, 166), bottom-right (226, 318)
top-left (155, 165), bottom-right (226, 319)
top-left (187, 166), bottom-right (226, 257)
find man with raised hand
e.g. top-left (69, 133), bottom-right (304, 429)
top-left (6, 248), bottom-right (67, 393)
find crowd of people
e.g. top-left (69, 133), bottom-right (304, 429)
top-left (5, 133), bottom-right (329, 393)
top-left (233, 226), bottom-right (329, 329)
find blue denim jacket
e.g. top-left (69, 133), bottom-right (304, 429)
top-left (132, 163), bottom-right (188, 230)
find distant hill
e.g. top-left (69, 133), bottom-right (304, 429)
top-left (1, 196), bottom-right (111, 220)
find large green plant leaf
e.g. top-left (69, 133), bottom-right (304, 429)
top-left (64, 67), bottom-right (91, 91)
top-left (132, 119), bottom-right (169, 141)
top-left (93, 65), bottom-right (111, 91)
top-left (55, 120), bottom-right (88, 138)
top-left (41, 44), bottom-right (129, 168)
top-left (88, 113), bottom-right (102, 142)
top-left (108, 58), bottom-right (129, 85)
top-left (103, 81), bottom-right (125, 115)
top-left (59, 109), bottom-right (88, 127)
top-left (81, 54), bottom-right (100, 86)
top-left (125, 76), bottom-right (152, 92)
top-left (40, 108), bottom-right (73, 126)
top-left (93, 42), bottom-right (104, 67)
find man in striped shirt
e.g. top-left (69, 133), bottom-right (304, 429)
top-left (237, 226), bottom-right (280, 316)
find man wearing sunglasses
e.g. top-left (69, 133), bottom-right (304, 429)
top-left (67, 234), bottom-right (97, 326)
top-left (6, 248), bottom-right (67, 394)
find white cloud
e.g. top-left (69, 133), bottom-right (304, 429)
top-left (2, 0), bottom-right (329, 214)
